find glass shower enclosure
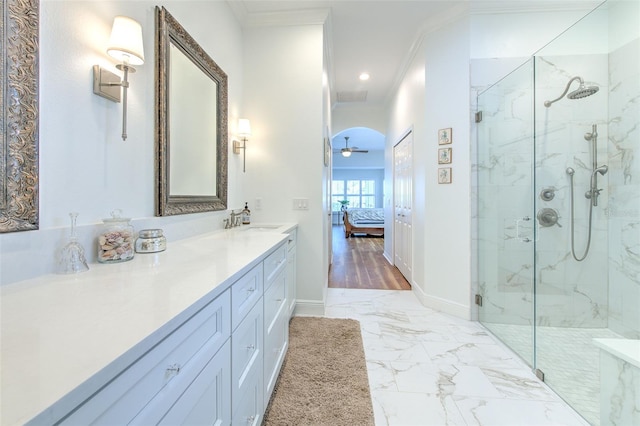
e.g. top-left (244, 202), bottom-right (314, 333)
top-left (476, 2), bottom-right (639, 425)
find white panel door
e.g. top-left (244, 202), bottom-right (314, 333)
top-left (393, 132), bottom-right (413, 281)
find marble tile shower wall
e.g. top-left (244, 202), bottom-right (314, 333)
top-left (607, 38), bottom-right (640, 339)
top-left (475, 40), bottom-right (639, 336)
top-left (534, 53), bottom-right (609, 328)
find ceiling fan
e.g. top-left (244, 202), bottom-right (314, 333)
top-left (338, 136), bottom-right (368, 157)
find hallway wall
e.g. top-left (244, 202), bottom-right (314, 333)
top-left (384, 4), bottom-right (601, 320)
top-left (242, 24), bottom-right (327, 315)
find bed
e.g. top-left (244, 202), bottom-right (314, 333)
top-left (343, 208), bottom-right (385, 238)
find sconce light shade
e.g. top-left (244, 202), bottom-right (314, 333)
top-left (107, 16), bottom-right (145, 65)
top-left (237, 119), bottom-right (252, 137)
top-left (93, 15), bottom-right (145, 141)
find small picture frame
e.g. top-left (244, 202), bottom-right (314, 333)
top-left (438, 128), bottom-right (452, 145)
top-left (438, 167), bottom-right (452, 184)
top-left (324, 137), bottom-right (331, 167)
top-left (438, 147), bottom-right (452, 164)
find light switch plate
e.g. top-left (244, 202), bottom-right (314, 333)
top-left (293, 198), bottom-right (309, 210)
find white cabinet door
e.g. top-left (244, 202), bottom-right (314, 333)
top-left (393, 132), bottom-right (413, 282)
top-left (231, 362), bottom-right (262, 426)
top-left (232, 299), bottom-right (263, 415)
top-left (263, 268), bottom-right (288, 406)
top-left (154, 340), bottom-right (230, 426)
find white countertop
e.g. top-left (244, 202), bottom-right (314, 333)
top-left (0, 224), bottom-right (295, 426)
top-left (593, 338), bottom-right (640, 369)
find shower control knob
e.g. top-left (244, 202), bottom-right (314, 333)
top-left (540, 188), bottom-right (555, 201)
top-left (537, 208), bottom-right (560, 228)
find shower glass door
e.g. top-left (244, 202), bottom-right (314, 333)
top-left (478, 2), bottom-right (639, 424)
top-left (477, 59), bottom-right (535, 367)
top-left (532, 3), bottom-right (639, 424)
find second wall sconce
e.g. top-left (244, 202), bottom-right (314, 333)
top-left (233, 118), bottom-right (252, 172)
top-left (93, 16), bottom-right (145, 141)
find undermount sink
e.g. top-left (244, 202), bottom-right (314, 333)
top-left (240, 224), bottom-right (284, 232)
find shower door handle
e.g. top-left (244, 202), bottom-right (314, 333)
top-left (516, 216), bottom-right (534, 243)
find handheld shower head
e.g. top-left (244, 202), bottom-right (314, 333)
top-left (544, 76), bottom-right (599, 107)
top-left (594, 165), bottom-right (608, 176)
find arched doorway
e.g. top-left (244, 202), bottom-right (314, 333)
top-left (328, 127), bottom-right (410, 290)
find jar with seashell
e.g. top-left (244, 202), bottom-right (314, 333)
top-left (97, 209), bottom-right (135, 263)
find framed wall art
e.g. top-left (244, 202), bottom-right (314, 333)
top-left (438, 167), bottom-right (452, 184)
top-left (324, 137), bottom-right (331, 167)
top-left (438, 147), bottom-right (452, 164)
top-left (438, 127), bottom-right (452, 145)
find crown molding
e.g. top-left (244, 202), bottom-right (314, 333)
top-left (385, 3), bottom-right (470, 107)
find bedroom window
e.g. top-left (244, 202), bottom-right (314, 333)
top-left (332, 179), bottom-right (376, 210)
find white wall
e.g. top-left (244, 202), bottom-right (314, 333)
top-left (242, 24), bottom-right (326, 315)
top-left (421, 16), bottom-right (473, 319)
top-left (1, 1), bottom-right (245, 285)
top-left (385, 38), bottom-right (426, 279)
top-left (332, 103), bottom-right (387, 134)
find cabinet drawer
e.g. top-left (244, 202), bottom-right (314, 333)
top-left (231, 359), bottom-right (263, 426)
top-left (131, 339), bottom-right (231, 425)
top-left (232, 263), bottom-right (263, 331)
top-left (264, 243), bottom-right (287, 286)
top-left (61, 290), bottom-right (231, 425)
top-left (231, 299), bottom-right (263, 414)
top-left (264, 268), bottom-right (286, 332)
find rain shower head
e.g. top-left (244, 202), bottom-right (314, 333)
top-left (544, 76), bottom-right (599, 107)
top-left (567, 85), bottom-right (599, 100)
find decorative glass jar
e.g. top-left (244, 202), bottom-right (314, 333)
top-left (97, 209), bottom-right (135, 263)
top-left (135, 229), bottom-right (167, 253)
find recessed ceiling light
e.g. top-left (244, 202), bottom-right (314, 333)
top-left (359, 72), bottom-right (370, 81)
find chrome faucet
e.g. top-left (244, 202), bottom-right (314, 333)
top-left (226, 210), bottom-right (242, 228)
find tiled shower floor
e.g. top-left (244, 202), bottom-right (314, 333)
top-left (484, 322), bottom-right (622, 425)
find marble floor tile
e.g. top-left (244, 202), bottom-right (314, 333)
top-left (324, 288), bottom-right (589, 426)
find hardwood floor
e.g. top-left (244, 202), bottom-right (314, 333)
top-left (329, 225), bottom-right (411, 290)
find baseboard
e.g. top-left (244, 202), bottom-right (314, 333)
top-left (383, 251), bottom-right (393, 264)
top-left (293, 299), bottom-right (325, 317)
top-left (412, 285), bottom-right (471, 320)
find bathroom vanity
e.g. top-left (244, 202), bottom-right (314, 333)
top-left (0, 224), bottom-right (297, 425)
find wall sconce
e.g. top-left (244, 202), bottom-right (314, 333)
top-left (233, 119), bottom-right (252, 173)
top-left (93, 16), bottom-right (145, 141)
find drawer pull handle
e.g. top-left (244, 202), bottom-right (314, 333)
top-left (247, 287), bottom-right (255, 293)
top-left (166, 363), bottom-right (181, 378)
top-left (276, 298), bottom-right (283, 302)
top-left (247, 344), bottom-right (255, 350)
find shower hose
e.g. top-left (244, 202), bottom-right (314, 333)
top-left (567, 169), bottom-right (593, 262)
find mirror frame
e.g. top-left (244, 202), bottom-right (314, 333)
top-left (0, 0), bottom-right (39, 233)
top-left (155, 6), bottom-right (228, 216)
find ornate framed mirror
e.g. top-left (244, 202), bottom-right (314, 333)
top-left (155, 6), bottom-right (228, 216)
top-left (0, 0), bottom-right (39, 233)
